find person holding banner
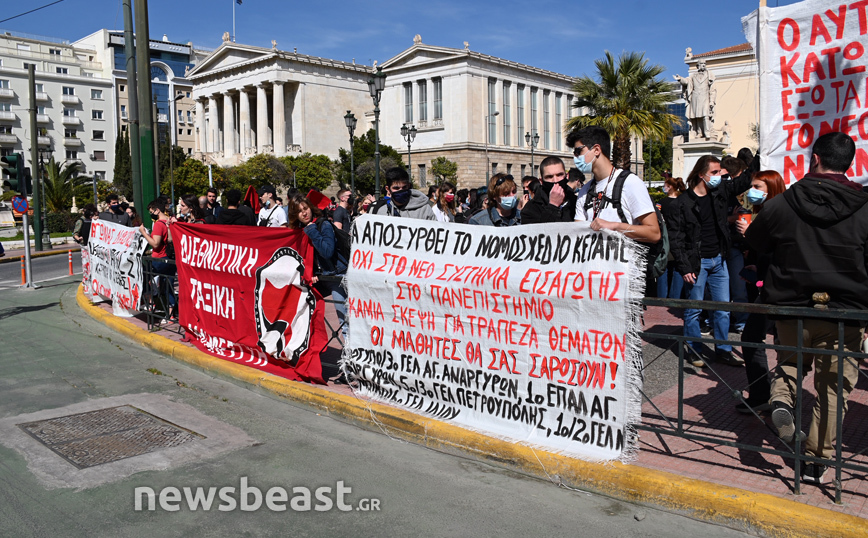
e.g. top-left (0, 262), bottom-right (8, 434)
top-left (73, 204), bottom-right (99, 246)
top-left (468, 173), bottom-right (521, 227)
top-left (140, 198), bottom-right (176, 318)
top-left (177, 194), bottom-right (212, 225)
top-left (287, 194), bottom-right (349, 342)
top-left (431, 182), bottom-right (460, 223)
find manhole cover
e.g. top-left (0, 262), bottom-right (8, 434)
top-left (17, 406), bottom-right (203, 469)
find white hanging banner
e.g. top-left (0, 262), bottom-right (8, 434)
top-left (342, 214), bottom-right (646, 462)
top-left (85, 219), bottom-right (147, 317)
top-left (744, 0), bottom-right (868, 185)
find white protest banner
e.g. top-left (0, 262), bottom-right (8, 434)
top-left (342, 214), bottom-right (646, 462)
top-left (85, 219), bottom-right (147, 317)
top-left (743, 0), bottom-right (868, 185)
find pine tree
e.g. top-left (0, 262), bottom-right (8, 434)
top-left (112, 128), bottom-right (133, 200)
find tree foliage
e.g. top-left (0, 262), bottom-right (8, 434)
top-left (430, 156), bottom-right (458, 185)
top-left (280, 153), bottom-right (334, 193)
top-left (335, 128), bottom-right (404, 195)
top-left (42, 158), bottom-right (92, 212)
top-left (566, 51), bottom-right (679, 170)
top-left (172, 159), bottom-right (213, 198)
top-left (158, 144), bottom-right (188, 197)
top-left (642, 137), bottom-right (675, 183)
top-left (112, 128), bottom-right (132, 199)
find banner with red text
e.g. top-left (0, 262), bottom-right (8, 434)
top-left (744, 0), bottom-right (868, 185)
top-left (173, 223), bottom-right (327, 384)
top-left (342, 215), bottom-right (646, 462)
top-left (85, 220), bottom-right (147, 317)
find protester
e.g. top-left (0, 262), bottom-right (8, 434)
top-left (177, 194), bottom-right (211, 224)
top-left (567, 167), bottom-right (585, 194)
top-left (669, 154), bottom-right (753, 367)
top-left (99, 194), bottom-right (132, 226)
top-left (73, 204), bottom-right (99, 246)
top-left (215, 188), bottom-right (254, 225)
top-left (517, 176), bottom-right (536, 210)
top-left (126, 205), bottom-right (142, 227)
top-left (370, 167), bottom-right (436, 220)
top-left (139, 198), bottom-right (176, 318)
top-left (204, 187), bottom-right (222, 220)
top-left (257, 184), bottom-right (288, 227)
top-left (521, 156), bottom-right (577, 224)
top-left (657, 176), bottom-right (687, 299)
top-left (722, 156), bottom-right (750, 333)
top-left (732, 170), bottom-right (786, 414)
top-left (333, 188), bottom-right (352, 230)
top-left (745, 132), bottom-right (868, 484)
top-left (286, 194), bottom-right (349, 342)
top-left (431, 181), bottom-right (459, 223)
top-left (427, 185), bottom-right (438, 207)
top-left (469, 173), bottom-right (521, 227)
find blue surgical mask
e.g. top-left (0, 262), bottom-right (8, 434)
top-left (746, 188), bottom-right (767, 205)
top-left (706, 175), bottom-right (721, 189)
top-left (574, 151), bottom-right (595, 175)
top-left (499, 196), bottom-right (517, 210)
top-left (391, 189), bottom-right (411, 206)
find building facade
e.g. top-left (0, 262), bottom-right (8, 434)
top-left (0, 30), bottom-right (114, 189)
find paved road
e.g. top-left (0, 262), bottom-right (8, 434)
top-left (0, 279), bottom-right (750, 537)
top-left (0, 250), bottom-right (82, 290)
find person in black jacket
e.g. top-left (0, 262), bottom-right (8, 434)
top-left (668, 154), bottom-right (753, 367)
top-left (520, 156), bottom-right (577, 224)
top-left (745, 132), bottom-right (868, 484)
top-left (215, 189), bottom-right (254, 225)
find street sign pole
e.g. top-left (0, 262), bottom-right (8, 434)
top-left (12, 195), bottom-right (34, 288)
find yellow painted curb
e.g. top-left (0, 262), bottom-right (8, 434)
top-left (75, 284), bottom-right (868, 538)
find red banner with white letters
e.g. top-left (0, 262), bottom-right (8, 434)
top-left (173, 223), bottom-right (327, 384)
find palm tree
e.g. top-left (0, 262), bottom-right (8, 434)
top-left (42, 158), bottom-right (91, 213)
top-left (566, 51), bottom-right (679, 171)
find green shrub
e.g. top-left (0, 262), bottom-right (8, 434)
top-left (45, 211), bottom-right (78, 233)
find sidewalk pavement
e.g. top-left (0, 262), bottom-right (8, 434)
top-left (76, 284), bottom-right (868, 538)
top-left (0, 243), bottom-right (80, 264)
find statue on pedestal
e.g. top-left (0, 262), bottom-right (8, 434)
top-left (674, 60), bottom-right (716, 140)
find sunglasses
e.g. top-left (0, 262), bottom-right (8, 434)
top-left (494, 174), bottom-right (514, 187)
top-left (573, 145), bottom-right (587, 157)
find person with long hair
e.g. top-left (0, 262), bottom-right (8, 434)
top-left (468, 173), bottom-right (521, 227)
top-left (656, 176), bottom-right (688, 299)
top-left (732, 170), bottom-right (786, 414)
top-left (286, 194), bottom-right (349, 342)
top-left (431, 181), bottom-right (458, 223)
top-left (177, 194), bottom-right (210, 224)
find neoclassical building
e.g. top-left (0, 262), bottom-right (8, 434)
top-left (187, 35), bottom-right (577, 188)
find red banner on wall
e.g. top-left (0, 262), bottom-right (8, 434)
top-left (173, 223), bottom-right (328, 384)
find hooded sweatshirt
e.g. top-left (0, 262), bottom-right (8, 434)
top-left (370, 189), bottom-right (437, 220)
top-left (745, 173), bottom-right (868, 310)
top-left (216, 207), bottom-right (254, 226)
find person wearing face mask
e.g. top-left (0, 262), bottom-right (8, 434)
top-left (657, 176), bottom-right (687, 300)
top-left (668, 154), bottom-right (754, 367)
top-left (520, 156), bottom-right (577, 224)
top-left (256, 184), bottom-right (288, 227)
top-left (468, 173), bottom-right (521, 227)
top-left (431, 181), bottom-right (459, 223)
top-left (745, 133), bottom-right (868, 484)
top-left (99, 194), bottom-right (133, 226)
top-left (370, 167), bottom-right (436, 220)
top-left (139, 198), bottom-right (176, 318)
top-left (176, 194), bottom-right (211, 224)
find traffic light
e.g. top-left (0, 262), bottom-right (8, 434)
top-left (0, 152), bottom-right (25, 195)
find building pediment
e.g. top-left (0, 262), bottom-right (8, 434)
top-left (381, 44), bottom-right (469, 72)
top-left (187, 42), bottom-right (276, 79)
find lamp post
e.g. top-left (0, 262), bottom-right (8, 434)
top-left (484, 111), bottom-right (499, 181)
top-left (367, 67), bottom-right (386, 196)
top-left (344, 110), bottom-right (357, 193)
top-left (38, 147), bottom-right (52, 250)
top-left (400, 123), bottom-right (417, 177)
top-left (525, 131), bottom-right (540, 177)
top-left (291, 165), bottom-right (297, 189)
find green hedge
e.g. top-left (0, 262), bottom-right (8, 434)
top-left (45, 212), bottom-right (78, 233)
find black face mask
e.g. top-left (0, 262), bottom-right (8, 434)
top-left (149, 212), bottom-right (159, 220)
top-left (539, 178), bottom-right (571, 196)
top-left (111, 205), bottom-right (123, 214)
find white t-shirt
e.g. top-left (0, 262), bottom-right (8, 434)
top-left (574, 169), bottom-right (656, 224)
top-left (258, 204), bottom-right (288, 227)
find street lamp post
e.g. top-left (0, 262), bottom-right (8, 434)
top-left (484, 111), bottom-right (499, 182)
top-left (367, 67), bottom-right (387, 196)
top-left (344, 110), bottom-right (357, 194)
top-left (38, 147), bottom-right (52, 250)
top-left (291, 165), bottom-right (297, 189)
top-left (525, 131), bottom-right (540, 177)
top-left (400, 123), bottom-right (417, 177)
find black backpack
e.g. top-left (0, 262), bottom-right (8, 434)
top-left (316, 219), bottom-right (351, 263)
top-left (583, 169), bottom-right (670, 278)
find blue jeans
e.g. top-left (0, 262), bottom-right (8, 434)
top-left (656, 264), bottom-right (684, 299)
top-left (683, 255), bottom-right (731, 353)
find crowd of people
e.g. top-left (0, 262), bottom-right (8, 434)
top-left (76, 125), bottom-right (867, 485)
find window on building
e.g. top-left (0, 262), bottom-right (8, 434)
top-left (433, 78), bottom-right (442, 121)
top-left (92, 110), bottom-right (103, 120)
top-left (187, 129), bottom-right (192, 135)
top-left (91, 89), bottom-right (102, 99)
top-left (66, 150), bottom-right (78, 160)
top-left (0, 80), bottom-right (9, 89)
top-left (418, 164), bottom-right (426, 187)
top-left (488, 78), bottom-right (496, 145)
top-left (93, 150), bottom-right (106, 161)
top-left (521, 164), bottom-right (526, 178)
top-left (93, 171), bottom-right (105, 180)
top-left (418, 80), bottom-right (427, 123)
top-left (23, 62), bottom-right (37, 71)
top-left (17, 44), bottom-right (30, 51)
top-left (63, 108), bottom-right (75, 117)
top-left (403, 83), bottom-right (413, 123)
top-left (543, 90), bottom-right (550, 149)
top-left (49, 48), bottom-right (61, 56)
top-left (0, 103), bottom-right (9, 111)
top-left (37, 106), bottom-right (45, 114)
top-left (64, 129), bottom-right (77, 138)
top-left (530, 88), bottom-right (538, 140)
top-left (516, 85), bottom-right (525, 146)
top-left (491, 162), bottom-right (498, 176)
top-left (119, 84), bottom-right (125, 93)
top-left (56, 67), bottom-right (68, 74)
top-left (186, 91), bottom-right (191, 98)
top-left (0, 126), bottom-right (12, 134)
top-left (566, 95), bottom-right (573, 121)
top-left (121, 125), bottom-right (127, 133)
top-left (186, 110), bottom-right (192, 123)
top-left (35, 83), bottom-right (43, 92)
top-left (178, 110), bottom-right (184, 123)
top-left (506, 163), bottom-right (513, 176)
top-left (120, 104), bottom-right (127, 119)
top-left (555, 93), bottom-right (562, 151)
top-left (62, 86), bottom-right (75, 95)
top-left (502, 82), bottom-right (511, 146)
top-left (93, 130), bottom-right (104, 140)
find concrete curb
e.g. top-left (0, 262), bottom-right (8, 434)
top-left (75, 284), bottom-right (868, 538)
top-left (0, 247), bottom-right (79, 264)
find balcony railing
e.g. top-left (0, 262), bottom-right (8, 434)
top-left (63, 137), bottom-right (82, 146)
top-left (0, 133), bottom-right (17, 144)
top-left (37, 136), bottom-right (51, 145)
top-left (0, 88), bottom-right (14, 98)
top-left (61, 116), bottom-right (81, 125)
top-left (60, 94), bottom-right (80, 105)
top-left (36, 114), bottom-right (50, 123)
top-left (0, 111), bottom-right (14, 121)
top-left (35, 92), bottom-right (49, 101)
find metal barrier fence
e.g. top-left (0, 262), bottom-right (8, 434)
top-left (138, 256), bottom-right (866, 503)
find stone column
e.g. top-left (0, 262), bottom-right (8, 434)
top-left (195, 99), bottom-right (205, 153)
top-left (208, 95), bottom-right (219, 154)
top-left (222, 91), bottom-right (235, 158)
top-left (239, 88), bottom-right (251, 154)
top-left (256, 84), bottom-right (269, 154)
top-left (272, 81), bottom-right (286, 156)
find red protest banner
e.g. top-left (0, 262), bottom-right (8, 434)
top-left (173, 222), bottom-right (328, 384)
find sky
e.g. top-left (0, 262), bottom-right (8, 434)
top-left (3, 0), bottom-right (805, 79)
